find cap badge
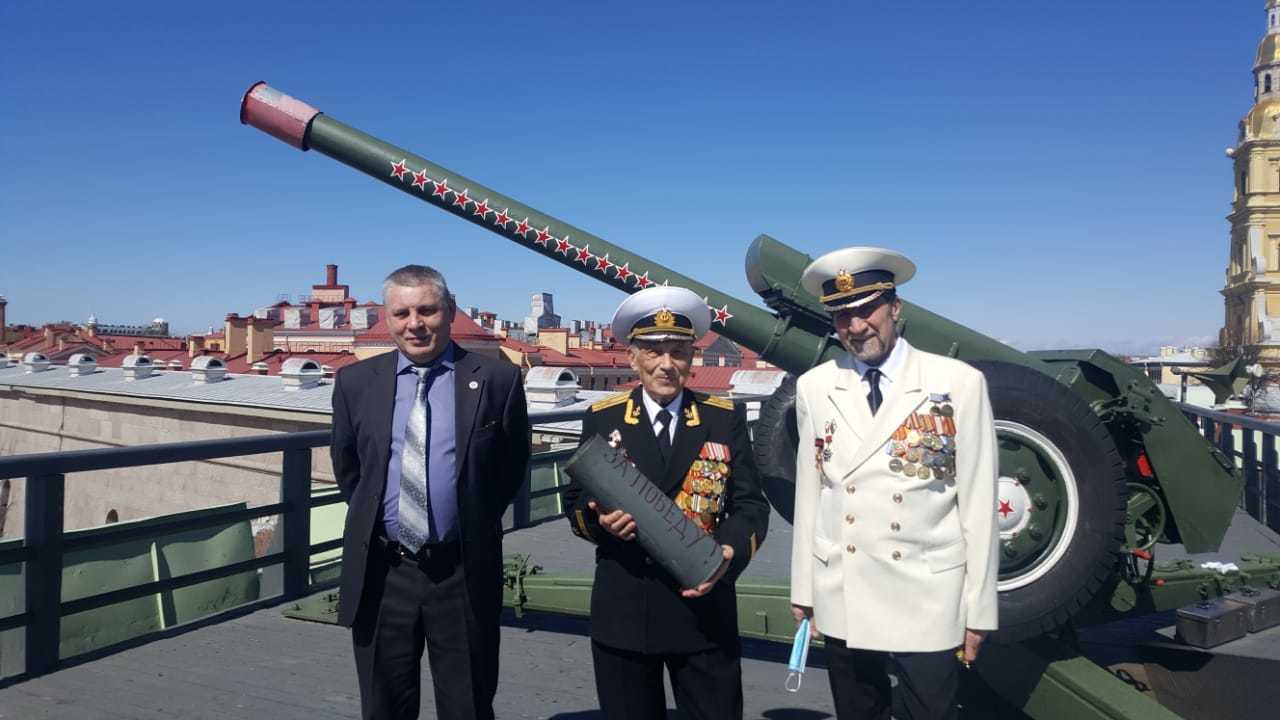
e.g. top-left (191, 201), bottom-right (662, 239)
top-left (654, 309), bottom-right (676, 328)
top-left (835, 270), bottom-right (856, 294)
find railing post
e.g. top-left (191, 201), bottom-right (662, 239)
top-left (25, 473), bottom-right (64, 677)
top-left (1264, 434), bottom-right (1277, 532)
top-left (281, 449), bottom-right (312, 601)
top-left (1244, 429), bottom-right (1260, 518)
top-left (512, 463), bottom-right (533, 531)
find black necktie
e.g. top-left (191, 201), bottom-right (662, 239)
top-left (865, 368), bottom-right (883, 415)
top-left (656, 409), bottom-right (674, 461)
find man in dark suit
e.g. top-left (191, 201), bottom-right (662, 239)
top-left (564, 286), bottom-right (770, 720)
top-left (330, 264), bottom-right (529, 720)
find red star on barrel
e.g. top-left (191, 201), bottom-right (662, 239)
top-left (998, 499), bottom-right (1014, 518)
top-left (515, 218), bottom-right (531, 236)
top-left (472, 199), bottom-right (490, 217)
top-left (594, 253), bottom-right (613, 274)
top-left (712, 304), bottom-right (733, 325)
top-left (635, 272), bottom-right (653, 289)
top-left (390, 159), bottom-right (408, 180)
top-left (614, 262), bottom-right (633, 283)
top-left (554, 237), bottom-right (572, 254)
top-left (536, 227), bottom-right (553, 246)
top-left (575, 244), bottom-right (593, 264)
top-left (494, 209), bottom-right (511, 227)
top-left (432, 178), bottom-right (450, 198)
top-left (452, 189), bottom-right (470, 208)
top-left (411, 169), bottom-right (429, 190)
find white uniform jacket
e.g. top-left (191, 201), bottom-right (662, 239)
top-left (789, 340), bottom-right (999, 652)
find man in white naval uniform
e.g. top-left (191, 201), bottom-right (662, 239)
top-left (789, 247), bottom-right (999, 720)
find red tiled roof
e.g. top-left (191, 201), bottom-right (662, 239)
top-left (356, 307), bottom-right (497, 344)
top-left (95, 335), bottom-right (185, 351)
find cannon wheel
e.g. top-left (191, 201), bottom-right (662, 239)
top-left (751, 361), bottom-right (1127, 642)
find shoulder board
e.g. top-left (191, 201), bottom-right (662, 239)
top-left (695, 393), bottom-right (735, 411)
top-left (590, 391), bottom-right (632, 413)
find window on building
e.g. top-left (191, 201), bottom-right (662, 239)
top-left (1267, 74), bottom-right (1272, 93)
top-left (106, 509), bottom-right (119, 524)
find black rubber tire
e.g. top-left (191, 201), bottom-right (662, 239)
top-left (749, 361), bottom-right (1127, 642)
top-left (973, 360), bottom-right (1127, 642)
top-left (752, 374), bottom-right (800, 522)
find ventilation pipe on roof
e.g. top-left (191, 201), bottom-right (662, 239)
top-left (281, 358), bottom-right (323, 391)
top-left (191, 355), bottom-right (227, 384)
top-left (251, 361), bottom-right (269, 375)
top-left (122, 354), bottom-right (154, 381)
top-left (67, 353), bottom-right (98, 377)
top-left (22, 352), bottom-right (51, 373)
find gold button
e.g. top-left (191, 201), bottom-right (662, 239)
top-left (846, 544), bottom-right (856, 554)
top-left (891, 522), bottom-right (901, 532)
top-left (893, 493), bottom-right (903, 503)
top-left (892, 551), bottom-right (902, 561)
top-left (846, 485), bottom-right (856, 495)
top-left (845, 514), bottom-right (855, 524)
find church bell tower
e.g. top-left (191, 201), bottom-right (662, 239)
top-left (1222, 0), bottom-right (1280, 365)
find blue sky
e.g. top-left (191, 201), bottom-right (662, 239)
top-left (0, 1), bottom-right (1262, 354)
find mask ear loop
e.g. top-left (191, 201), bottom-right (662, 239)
top-left (785, 671), bottom-right (803, 693)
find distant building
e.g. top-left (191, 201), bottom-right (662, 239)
top-left (85, 314), bottom-right (170, 337)
top-left (1223, 1), bottom-right (1280, 368)
top-left (1126, 346), bottom-right (1211, 386)
top-left (524, 292), bottom-right (561, 336)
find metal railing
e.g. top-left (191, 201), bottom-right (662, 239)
top-left (1179, 403), bottom-right (1280, 533)
top-left (0, 400), bottom-right (768, 679)
top-left (0, 431), bottom-right (336, 678)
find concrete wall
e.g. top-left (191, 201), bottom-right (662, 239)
top-left (0, 389), bottom-right (333, 543)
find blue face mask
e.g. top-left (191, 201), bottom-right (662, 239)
top-left (785, 618), bottom-right (811, 692)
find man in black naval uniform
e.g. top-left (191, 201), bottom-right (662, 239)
top-left (564, 285), bottom-right (770, 720)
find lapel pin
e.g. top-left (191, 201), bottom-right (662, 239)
top-left (469, 380), bottom-right (479, 390)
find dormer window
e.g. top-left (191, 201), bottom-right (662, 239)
top-left (1266, 74), bottom-right (1272, 93)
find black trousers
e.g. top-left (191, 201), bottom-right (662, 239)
top-left (591, 640), bottom-right (743, 720)
top-left (351, 542), bottom-right (499, 720)
top-left (823, 636), bottom-right (959, 720)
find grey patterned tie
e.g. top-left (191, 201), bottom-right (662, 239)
top-left (399, 365), bottom-right (435, 553)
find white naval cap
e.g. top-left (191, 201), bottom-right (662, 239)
top-left (611, 286), bottom-right (712, 344)
top-left (800, 246), bottom-right (916, 312)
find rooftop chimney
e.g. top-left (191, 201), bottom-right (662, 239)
top-left (326, 264), bottom-right (338, 286)
top-left (281, 358), bottom-right (323, 390)
top-left (246, 316), bottom-right (275, 364)
top-left (122, 354), bottom-right (154, 381)
top-left (224, 313), bottom-right (248, 358)
top-left (67, 353), bottom-right (98, 377)
top-left (188, 335), bottom-right (206, 359)
top-left (22, 352), bottom-right (51, 373)
top-left (190, 355), bottom-right (227, 384)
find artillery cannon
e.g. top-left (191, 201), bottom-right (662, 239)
top-left (240, 82), bottom-right (1243, 643)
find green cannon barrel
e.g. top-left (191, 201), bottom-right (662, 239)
top-left (241, 83), bottom-right (1040, 377)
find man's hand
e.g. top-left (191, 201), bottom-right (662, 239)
top-left (962, 629), bottom-right (987, 664)
top-left (791, 604), bottom-right (820, 639)
top-left (680, 545), bottom-right (734, 598)
top-left (589, 500), bottom-right (636, 541)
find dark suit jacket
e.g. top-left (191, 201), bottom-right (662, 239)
top-left (330, 343), bottom-right (530, 627)
top-left (564, 387), bottom-right (769, 654)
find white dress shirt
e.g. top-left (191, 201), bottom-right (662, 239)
top-left (852, 337), bottom-right (910, 401)
top-left (640, 389), bottom-right (683, 443)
